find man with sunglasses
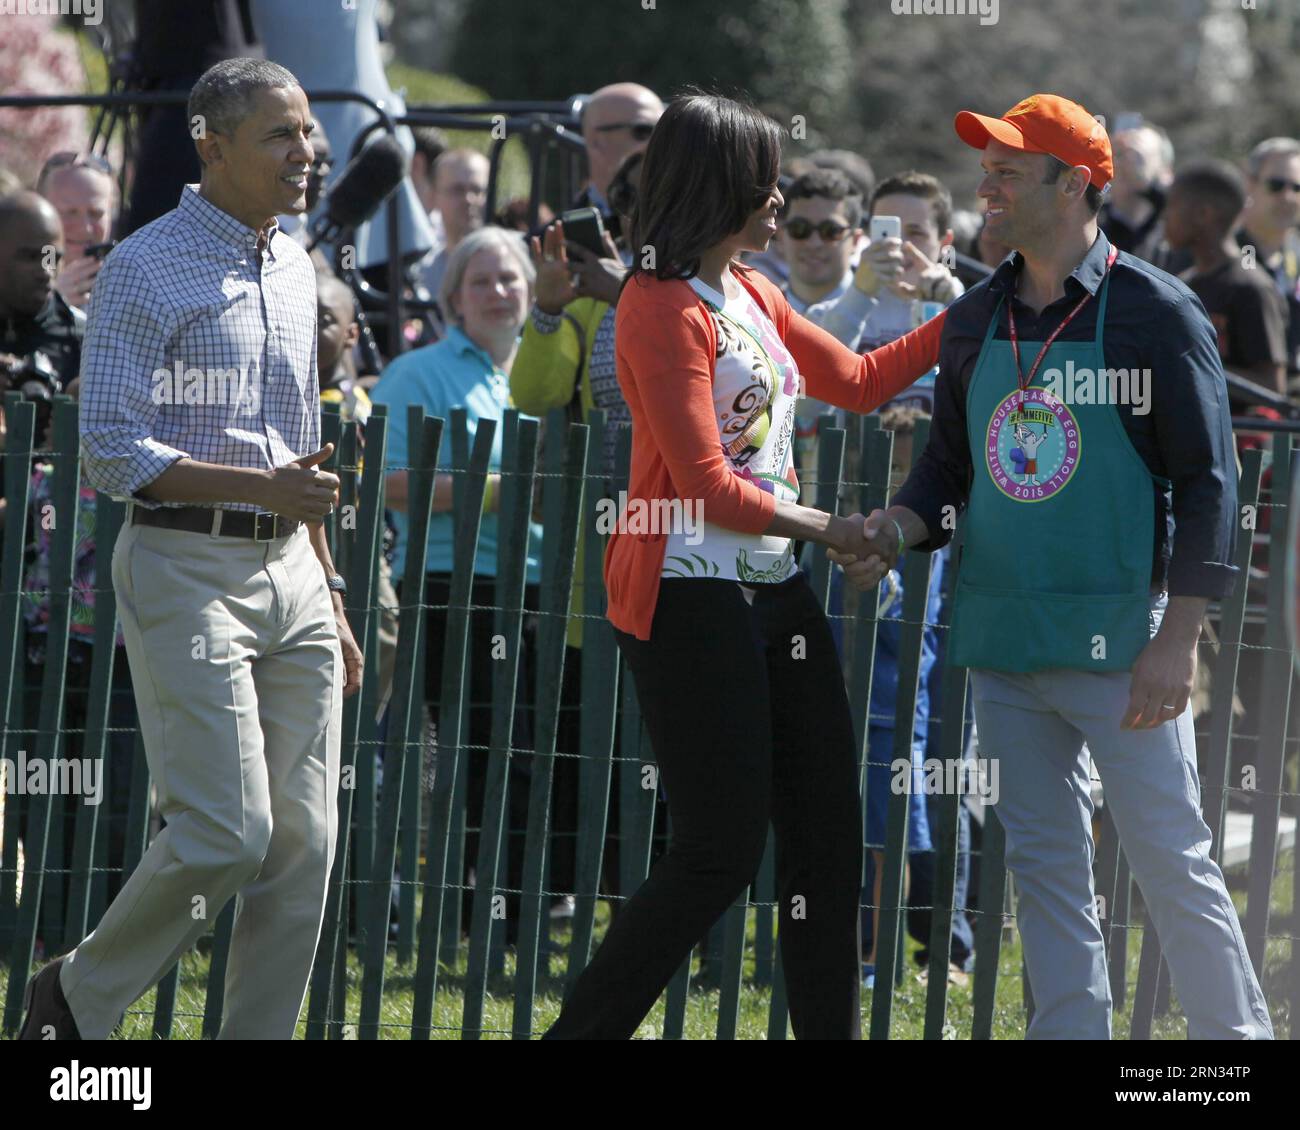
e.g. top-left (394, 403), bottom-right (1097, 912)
top-left (36, 152), bottom-right (117, 310)
top-left (575, 82), bottom-right (663, 242)
top-left (778, 168), bottom-right (866, 320)
top-left (1237, 137), bottom-right (1300, 375)
top-left (776, 168), bottom-right (871, 509)
top-left (781, 169), bottom-right (963, 497)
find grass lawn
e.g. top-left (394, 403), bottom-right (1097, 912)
top-left (2, 850), bottom-right (1290, 1039)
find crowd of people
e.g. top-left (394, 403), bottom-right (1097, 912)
top-left (1, 51), bottom-right (1293, 1041)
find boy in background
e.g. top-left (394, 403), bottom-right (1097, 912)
top-left (1163, 160), bottom-right (1288, 413)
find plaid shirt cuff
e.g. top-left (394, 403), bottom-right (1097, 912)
top-left (530, 306), bottom-right (564, 334)
top-left (84, 439), bottom-right (189, 508)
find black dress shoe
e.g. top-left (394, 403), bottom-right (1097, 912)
top-left (18, 957), bottom-right (82, 1040)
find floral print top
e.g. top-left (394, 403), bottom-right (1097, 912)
top-left (21, 462), bottom-right (124, 647)
top-left (660, 272), bottom-right (802, 585)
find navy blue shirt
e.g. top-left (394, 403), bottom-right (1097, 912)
top-left (893, 231), bottom-right (1239, 599)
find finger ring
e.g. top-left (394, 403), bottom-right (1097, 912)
top-left (1161, 702), bottom-right (1178, 709)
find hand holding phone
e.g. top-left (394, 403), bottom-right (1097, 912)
top-left (868, 215), bottom-right (902, 244)
top-left (854, 217), bottom-right (905, 298)
top-left (558, 207), bottom-right (607, 259)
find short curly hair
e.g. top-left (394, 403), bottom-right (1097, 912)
top-left (784, 167), bottom-right (863, 230)
top-left (188, 58), bottom-right (302, 142)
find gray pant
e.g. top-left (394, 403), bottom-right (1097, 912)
top-left (970, 598), bottom-right (1272, 1039)
top-left (60, 521), bottom-right (342, 1039)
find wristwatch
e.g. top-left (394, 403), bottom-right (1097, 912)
top-left (326, 573), bottom-right (348, 596)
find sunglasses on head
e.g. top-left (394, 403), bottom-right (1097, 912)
top-left (41, 151), bottom-right (113, 179)
top-left (594, 122), bottom-right (655, 142)
top-left (782, 217), bottom-right (852, 242)
top-left (1265, 177), bottom-right (1300, 194)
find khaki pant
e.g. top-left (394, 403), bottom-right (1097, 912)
top-left (59, 519), bottom-right (342, 1039)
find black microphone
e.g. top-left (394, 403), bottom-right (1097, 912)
top-left (306, 134), bottom-right (409, 251)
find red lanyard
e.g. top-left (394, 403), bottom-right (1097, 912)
top-left (1007, 246), bottom-right (1118, 410)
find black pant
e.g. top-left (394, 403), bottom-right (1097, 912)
top-left (545, 573), bottom-right (863, 1039)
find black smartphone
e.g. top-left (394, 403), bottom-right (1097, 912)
top-left (84, 240), bottom-right (117, 260)
top-left (558, 207), bottom-right (606, 258)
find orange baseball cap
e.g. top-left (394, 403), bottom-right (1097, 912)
top-left (954, 94), bottom-right (1114, 191)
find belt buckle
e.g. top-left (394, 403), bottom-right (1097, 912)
top-left (253, 511), bottom-right (279, 542)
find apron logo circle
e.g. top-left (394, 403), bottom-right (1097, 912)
top-left (984, 386), bottom-right (1081, 502)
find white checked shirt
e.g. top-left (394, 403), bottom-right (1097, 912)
top-left (79, 185), bottom-right (320, 512)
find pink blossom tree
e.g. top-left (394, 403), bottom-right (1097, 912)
top-left (0, 19), bottom-right (90, 186)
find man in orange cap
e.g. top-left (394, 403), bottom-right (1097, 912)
top-left (834, 95), bottom-right (1273, 1039)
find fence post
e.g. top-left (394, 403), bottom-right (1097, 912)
top-left (306, 406), bottom-right (389, 1038)
top-left (871, 419), bottom-right (932, 1039)
top-left (922, 524), bottom-right (969, 1039)
top-left (1242, 434), bottom-right (1294, 976)
top-left (808, 414), bottom-right (845, 609)
top-left (1205, 448), bottom-right (1263, 855)
top-left (3, 398), bottom-right (81, 1034)
top-left (63, 496), bottom-right (125, 943)
top-left (358, 408), bottom-right (440, 1038)
top-left (0, 397), bottom-right (38, 958)
top-left (512, 417), bottom-right (587, 1037)
top-left (410, 409), bottom-right (493, 1038)
top-left (970, 807), bottom-right (1007, 1039)
top-left (662, 932), bottom-right (690, 1039)
top-left (564, 410), bottom-right (621, 994)
top-left (462, 412), bottom-right (537, 1039)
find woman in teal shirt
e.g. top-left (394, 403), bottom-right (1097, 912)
top-left (372, 224), bottom-right (542, 939)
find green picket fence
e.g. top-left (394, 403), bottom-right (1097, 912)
top-left (0, 389), bottom-right (1295, 1038)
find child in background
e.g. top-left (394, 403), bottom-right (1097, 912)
top-left (317, 272), bottom-right (370, 426)
top-left (1163, 160), bottom-right (1288, 423)
top-left (316, 272), bottom-right (398, 718)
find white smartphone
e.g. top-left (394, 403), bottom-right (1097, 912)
top-left (869, 215), bottom-right (902, 243)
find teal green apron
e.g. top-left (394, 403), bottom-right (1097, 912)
top-left (948, 269), bottom-right (1160, 673)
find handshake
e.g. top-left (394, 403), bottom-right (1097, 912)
top-left (825, 508), bottom-right (905, 591)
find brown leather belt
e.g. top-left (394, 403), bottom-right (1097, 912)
top-left (131, 505), bottom-right (301, 541)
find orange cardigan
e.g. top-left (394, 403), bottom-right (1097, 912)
top-left (604, 263), bottom-right (946, 641)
